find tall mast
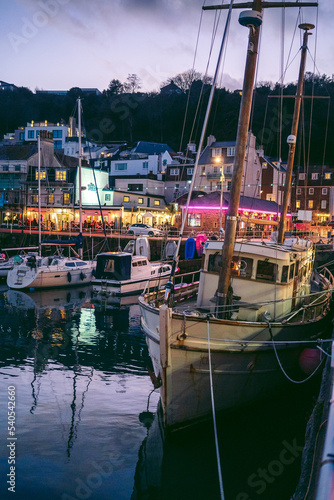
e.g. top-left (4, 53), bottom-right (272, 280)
top-left (38, 134), bottom-right (42, 256)
top-left (78, 97), bottom-right (83, 259)
top-left (277, 24), bottom-right (314, 243)
top-left (216, 0), bottom-right (263, 316)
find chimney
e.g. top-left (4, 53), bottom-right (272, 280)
top-left (207, 135), bottom-right (216, 147)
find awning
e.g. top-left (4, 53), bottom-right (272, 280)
top-left (142, 212), bottom-right (154, 218)
top-left (240, 217), bottom-right (278, 225)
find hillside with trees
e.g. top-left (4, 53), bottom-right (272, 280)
top-left (0, 71), bottom-right (333, 165)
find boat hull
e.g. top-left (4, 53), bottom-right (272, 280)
top-left (92, 274), bottom-right (170, 297)
top-left (7, 265), bottom-right (94, 289)
top-left (139, 296), bottom-right (331, 430)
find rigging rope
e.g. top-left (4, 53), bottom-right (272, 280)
top-left (206, 317), bottom-right (225, 500)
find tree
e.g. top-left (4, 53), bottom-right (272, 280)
top-left (123, 74), bottom-right (142, 93)
top-left (107, 79), bottom-right (124, 95)
top-left (162, 69), bottom-right (204, 93)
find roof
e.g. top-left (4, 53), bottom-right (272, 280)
top-left (182, 191), bottom-right (281, 212)
top-left (0, 144), bottom-right (37, 161)
top-left (131, 141), bottom-right (174, 155)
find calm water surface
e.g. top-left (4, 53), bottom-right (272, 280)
top-left (0, 284), bottom-right (323, 500)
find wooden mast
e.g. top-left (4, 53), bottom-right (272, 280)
top-left (216, 0), bottom-right (263, 316)
top-left (277, 24), bottom-right (314, 243)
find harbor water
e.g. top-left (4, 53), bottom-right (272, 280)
top-left (0, 284), bottom-right (325, 500)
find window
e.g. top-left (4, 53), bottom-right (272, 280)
top-left (187, 168), bottom-right (194, 175)
top-left (262, 162), bottom-right (267, 169)
top-left (170, 168), bottom-right (179, 176)
top-left (105, 194), bottom-right (111, 201)
top-left (63, 193), bottom-right (70, 205)
top-left (48, 193), bottom-right (54, 204)
top-left (227, 181), bottom-right (232, 191)
top-left (53, 130), bottom-right (62, 138)
top-left (281, 265), bottom-right (289, 283)
top-left (227, 147), bottom-right (235, 157)
top-left (54, 141), bottom-right (62, 149)
top-left (325, 173), bottom-right (331, 180)
top-left (128, 184), bottom-right (143, 191)
top-left (28, 130), bottom-right (34, 139)
top-left (14, 165), bottom-right (21, 172)
top-left (321, 200), bottom-right (327, 209)
top-left (32, 194), bottom-right (38, 204)
top-left (322, 188), bottom-right (328, 195)
top-left (309, 188), bottom-right (314, 195)
top-left (154, 200), bottom-right (160, 206)
top-left (123, 196), bottom-right (130, 202)
top-left (299, 173), bottom-right (305, 180)
top-left (2, 165), bottom-right (9, 172)
top-left (142, 161), bottom-right (148, 169)
top-left (35, 170), bottom-right (46, 180)
top-left (115, 163), bottom-right (127, 171)
top-left (289, 264), bottom-right (295, 280)
top-left (296, 188), bottom-right (301, 195)
top-left (256, 260), bottom-right (278, 282)
top-left (56, 170), bottom-right (66, 181)
top-left (225, 165), bottom-right (232, 173)
top-left (19, 132), bottom-right (24, 141)
top-left (308, 200), bottom-right (313, 209)
top-left (311, 173), bottom-right (319, 180)
top-left (138, 198), bottom-right (143, 204)
top-left (296, 201), bottom-right (301, 208)
top-left (187, 213), bottom-right (201, 227)
top-left (231, 256), bottom-right (253, 279)
top-left (212, 148), bottom-right (221, 157)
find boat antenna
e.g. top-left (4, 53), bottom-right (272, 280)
top-left (277, 23), bottom-right (314, 243)
top-left (164, 0), bottom-right (235, 302)
top-left (78, 97), bottom-right (83, 259)
top-left (38, 133), bottom-right (42, 256)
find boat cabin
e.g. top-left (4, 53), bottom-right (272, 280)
top-left (197, 239), bottom-right (314, 320)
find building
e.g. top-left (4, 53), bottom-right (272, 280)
top-left (192, 132), bottom-right (262, 199)
top-left (259, 154), bottom-right (287, 205)
top-left (292, 165), bottom-right (334, 224)
top-left (15, 121), bottom-right (69, 149)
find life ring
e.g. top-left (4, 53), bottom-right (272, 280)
top-left (80, 272), bottom-right (85, 281)
top-left (67, 272), bottom-right (72, 283)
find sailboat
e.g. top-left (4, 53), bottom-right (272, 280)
top-left (139, 1), bottom-right (334, 431)
top-left (7, 99), bottom-right (96, 290)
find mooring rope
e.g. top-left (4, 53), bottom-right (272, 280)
top-left (267, 321), bottom-right (326, 384)
top-left (207, 317), bottom-right (225, 500)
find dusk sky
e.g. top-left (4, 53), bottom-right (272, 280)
top-left (1, 0), bottom-right (333, 94)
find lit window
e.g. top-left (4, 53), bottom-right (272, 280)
top-left (296, 201), bottom-right (300, 208)
top-left (154, 200), bottom-right (160, 206)
top-left (325, 173), bottom-right (331, 180)
top-left (32, 194), bottom-right (38, 204)
top-left (63, 193), bottom-right (70, 205)
top-left (123, 196), bottom-right (130, 202)
top-left (187, 213), bottom-right (201, 227)
top-left (48, 193), bottom-right (54, 204)
top-left (138, 198), bottom-right (143, 204)
top-left (27, 130), bottom-right (34, 139)
top-left (35, 170), bottom-right (46, 180)
top-left (308, 200), bottom-right (313, 209)
top-left (56, 170), bottom-right (66, 181)
top-left (311, 173), bottom-right (318, 180)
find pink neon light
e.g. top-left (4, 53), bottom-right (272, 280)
top-left (185, 206), bottom-right (291, 217)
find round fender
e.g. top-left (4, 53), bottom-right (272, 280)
top-left (67, 272), bottom-right (72, 283)
top-left (80, 272), bottom-right (85, 281)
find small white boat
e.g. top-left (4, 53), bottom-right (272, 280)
top-left (7, 255), bottom-right (95, 290)
top-left (0, 257), bottom-right (14, 277)
top-left (92, 252), bottom-right (172, 298)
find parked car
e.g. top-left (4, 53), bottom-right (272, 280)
top-left (127, 223), bottom-right (163, 236)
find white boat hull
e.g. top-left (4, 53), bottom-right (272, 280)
top-left (7, 263), bottom-right (94, 289)
top-left (92, 274), bottom-right (170, 297)
top-left (139, 294), bottom-right (331, 430)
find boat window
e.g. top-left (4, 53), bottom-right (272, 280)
top-left (151, 270), bottom-right (155, 275)
top-left (289, 264), bottom-right (295, 280)
top-left (76, 262), bottom-right (86, 267)
top-left (132, 262), bottom-right (138, 267)
top-left (65, 262), bottom-right (76, 267)
top-left (231, 257), bottom-right (253, 279)
top-left (295, 260), bottom-right (300, 276)
top-left (281, 265), bottom-right (289, 283)
top-left (256, 260), bottom-right (278, 282)
top-left (142, 261), bottom-right (147, 266)
top-left (208, 253), bottom-right (222, 273)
